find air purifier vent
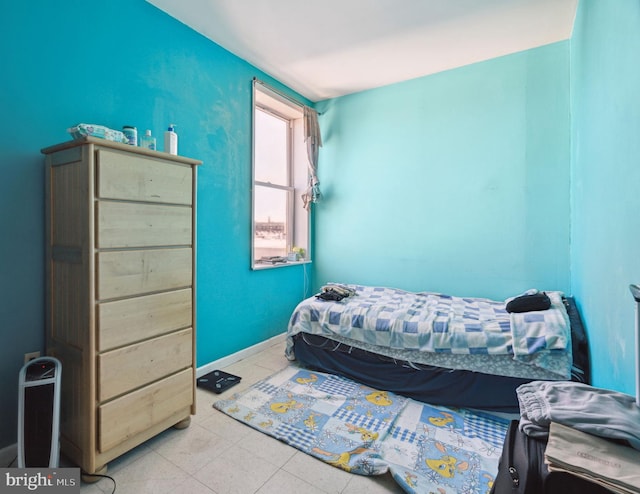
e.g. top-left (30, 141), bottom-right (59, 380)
top-left (17, 356), bottom-right (62, 468)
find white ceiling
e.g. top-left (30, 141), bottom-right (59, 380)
top-left (147, 0), bottom-right (578, 102)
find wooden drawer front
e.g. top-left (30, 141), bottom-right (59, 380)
top-left (97, 289), bottom-right (192, 352)
top-left (97, 201), bottom-right (192, 248)
top-left (97, 149), bottom-right (192, 205)
top-left (97, 248), bottom-right (192, 300)
top-left (98, 368), bottom-right (193, 452)
top-left (98, 328), bottom-right (192, 402)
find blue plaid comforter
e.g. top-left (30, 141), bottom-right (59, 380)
top-left (286, 285), bottom-right (570, 375)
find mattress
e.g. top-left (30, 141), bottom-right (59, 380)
top-left (287, 285), bottom-right (573, 380)
top-left (287, 288), bottom-right (589, 412)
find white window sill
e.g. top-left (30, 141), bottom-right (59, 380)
top-left (252, 259), bottom-right (312, 270)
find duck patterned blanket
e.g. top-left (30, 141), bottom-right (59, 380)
top-left (213, 365), bottom-right (509, 493)
top-left (285, 285), bottom-right (571, 379)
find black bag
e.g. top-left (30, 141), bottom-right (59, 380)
top-left (491, 421), bottom-right (613, 494)
top-left (506, 292), bottom-right (551, 313)
top-left (491, 420), bottom-right (548, 493)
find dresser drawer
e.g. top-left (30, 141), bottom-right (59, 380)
top-left (97, 289), bottom-right (192, 352)
top-left (98, 368), bottom-right (193, 452)
top-left (98, 328), bottom-right (192, 402)
top-left (97, 201), bottom-right (192, 248)
top-left (96, 149), bottom-right (192, 205)
top-left (97, 248), bottom-right (192, 300)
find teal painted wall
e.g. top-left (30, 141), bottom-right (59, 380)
top-left (3, 0), bottom-right (637, 454)
top-left (570, 0), bottom-right (640, 394)
top-left (0, 0), bottom-right (312, 448)
top-left (315, 43), bottom-right (571, 301)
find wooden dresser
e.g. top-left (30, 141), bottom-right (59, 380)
top-left (43, 137), bottom-right (201, 476)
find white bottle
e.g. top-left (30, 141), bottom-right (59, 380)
top-left (140, 129), bottom-right (156, 150)
top-left (164, 124), bottom-right (178, 155)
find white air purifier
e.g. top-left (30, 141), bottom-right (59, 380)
top-left (17, 356), bottom-right (62, 467)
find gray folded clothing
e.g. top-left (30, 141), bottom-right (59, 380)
top-left (517, 380), bottom-right (640, 451)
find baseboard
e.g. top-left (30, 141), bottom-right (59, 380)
top-left (0, 443), bottom-right (17, 468)
top-left (196, 332), bottom-right (286, 378)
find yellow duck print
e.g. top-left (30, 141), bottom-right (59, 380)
top-left (270, 393), bottom-right (303, 414)
top-left (365, 390), bottom-right (393, 406)
top-left (345, 423), bottom-right (379, 442)
top-left (425, 442), bottom-right (469, 478)
top-left (303, 413), bottom-right (319, 431)
top-left (426, 455), bottom-right (469, 479)
top-left (428, 411), bottom-right (455, 427)
top-left (312, 446), bottom-right (370, 472)
top-left (404, 471), bottom-right (418, 488)
top-left (483, 473), bottom-right (495, 493)
top-left (295, 373), bottom-right (318, 385)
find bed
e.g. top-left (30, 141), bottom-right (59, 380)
top-left (285, 284), bottom-right (590, 413)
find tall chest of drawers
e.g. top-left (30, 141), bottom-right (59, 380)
top-left (43, 137), bottom-right (201, 475)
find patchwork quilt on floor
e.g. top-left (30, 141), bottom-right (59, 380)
top-left (383, 401), bottom-right (509, 493)
top-left (213, 366), bottom-right (509, 493)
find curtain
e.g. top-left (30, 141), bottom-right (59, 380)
top-left (302, 106), bottom-right (322, 210)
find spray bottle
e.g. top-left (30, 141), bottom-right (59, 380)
top-left (164, 124), bottom-right (178, 155)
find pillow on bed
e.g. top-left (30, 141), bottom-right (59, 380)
top-left (506, 292), bottom-right (551, 313)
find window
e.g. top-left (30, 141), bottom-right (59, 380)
top-left (252, 81), bottom-right (310, 268)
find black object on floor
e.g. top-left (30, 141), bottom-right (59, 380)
top-left (197, 370), bottom-right (241, 394)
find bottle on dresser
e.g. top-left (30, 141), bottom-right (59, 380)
top-left (140, 129), bottom-right (156, 150)
top-left (164, 124), bottom-right (178, 155)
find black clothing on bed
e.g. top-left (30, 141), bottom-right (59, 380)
top-left (506, 292), bottom-right (551, 313)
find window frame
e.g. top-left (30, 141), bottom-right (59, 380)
top-left (251, 80), bottom-right (311, 270)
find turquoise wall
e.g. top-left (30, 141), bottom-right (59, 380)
top-left (570, 0), bottom-right (640, 394)
top-left (2, 0), bottom-right (637, 453)
top-left (315, 43), bottom-right (571, 301)
top-left (0, 0), bottom-right (312, 448)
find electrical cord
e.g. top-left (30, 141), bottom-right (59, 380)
top-left (81, 471), bottom-right (116, 494)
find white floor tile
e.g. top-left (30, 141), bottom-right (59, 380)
top-left (236, 427), bottom-right (297, 468)
top-left (256, 469), bottom-right (327, 494)
top-left (342, 472), bottom-right (406, 494)
top-left (108, 449), bottom-right (189, 482)
top-left (80, 478), bottom-right (115, 494)
top-left (199, 408), bottom-right (255, 444)
top-left (282, 451), bottom-right (352, 494)
top-left (166, 476), bottom-right (218, 494)
top-left (88, 450), bottom-right (189, 494)
top-left (150, 422), bottom-right (234, 474)
top-left (192, 443), bottom-right (280, 494)
top-left (79, 343), bottom-right (410, 494)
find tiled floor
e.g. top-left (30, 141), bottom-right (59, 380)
top-left (80, 340), bottom-right (405, 494)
